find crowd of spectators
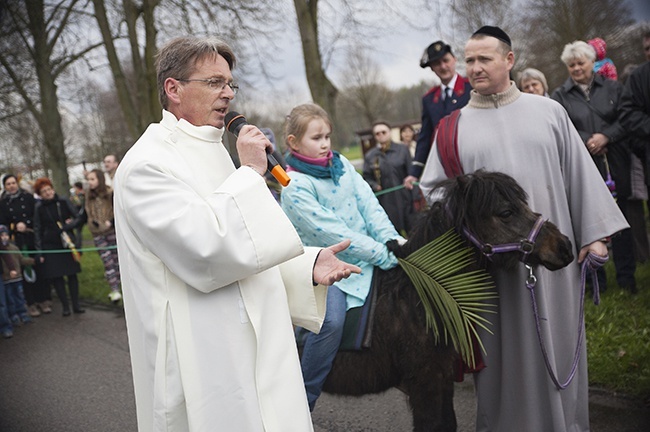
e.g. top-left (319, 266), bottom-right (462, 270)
top-left (0, 154), bottom-right (123, 338)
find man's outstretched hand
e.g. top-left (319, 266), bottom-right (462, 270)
top-left (313, 239), bottom-right (361, 286)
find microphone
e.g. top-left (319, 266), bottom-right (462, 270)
top-left (225, 111), bottom-right (291, 187)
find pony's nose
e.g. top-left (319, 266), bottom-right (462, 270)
top-left (559, 236), bottom-right (574, 265)
top-left (542, 235), bottom-right (574, 271)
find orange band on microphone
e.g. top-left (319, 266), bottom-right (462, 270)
top-left (270, 165), bottom-right (291, 187)
top-left (225, 114), bottom-right (246, 133)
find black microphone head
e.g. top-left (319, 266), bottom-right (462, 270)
top-left (225, 111), bottom-right (247, 137)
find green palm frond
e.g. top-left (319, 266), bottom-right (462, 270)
top-left (397, 229), bottom-right (498, 368)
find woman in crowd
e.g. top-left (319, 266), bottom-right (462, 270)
top-left (0, 174), bottom-right (50, 316)
top-left (399, 124), bottom-right (427, 212)
top-left (85, 169), bottom-right (121, 304)
top-left (280, 103), bottom-right (404, 411)
top-left (400, 124), bottom-right (417, 157)
top-left (551, 40), bottom-right (636, 293)
top-left (518, 67), bottom-right (549, 96)
top-left (33, 178), bottom-right (85, 316)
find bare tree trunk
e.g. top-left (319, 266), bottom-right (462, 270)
top-left (142, 0), bottom-right (160, 123)
top-left (92, 0), bottom-right (142, 142)
top-left (26, 3), bottom-right (70, 195)
top-left (123, 0), bottom-right (160, 129)
top-left (91, 0), bottom-right (161, 145)
top-left (293, 0), bottom-right (342, 147)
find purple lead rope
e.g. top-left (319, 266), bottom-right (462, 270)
top-left (526, 252), bottom-right (608, 390)
top-left (584, 252), bottom-right (609, 306)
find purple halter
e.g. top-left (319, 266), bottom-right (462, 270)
top-left (461, 215), bottom-right (546, 262)
top-left (461, 211), bottom-right (608, 390)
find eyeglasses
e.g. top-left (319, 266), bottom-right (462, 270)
top-left (175, 78), bottom-right (239, 94)
top-left (374, 130), bottom-right (389, 136)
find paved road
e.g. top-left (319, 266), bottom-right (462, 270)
top-left (0, 303), bottom-right (647, 431)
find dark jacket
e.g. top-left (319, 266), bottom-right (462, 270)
top-left (551, 74), bottom-right (632, 197)
top-left (620, 61), bottom-right (650, 140)
top-left (0, 189), bottom-right (37, 251)
top-left (410, 75), bottom-right (472, 178)
top-left (33, 195), bottom-right (83, 279)
top-left (363, 142), bottom-right (413, 233)
top-left (620, 61), bottom-right (650, 187)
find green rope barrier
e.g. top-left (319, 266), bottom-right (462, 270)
top-left (0, 245), bottom-right (117, 255)
top-left (374, 181), bottom-right (420, 197)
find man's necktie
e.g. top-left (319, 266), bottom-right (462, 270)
top-left (443, 87), bottom-right (452, 111)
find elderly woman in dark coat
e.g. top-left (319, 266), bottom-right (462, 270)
top-left (551, 40), bottom-right (636, 292)
top-left (33, 178), bottom-right (85, 316)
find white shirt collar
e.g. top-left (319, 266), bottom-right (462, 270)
top-left (441, 74), bottom-right (459, 97)
top-left (161, 110), bottom-right (225, 142)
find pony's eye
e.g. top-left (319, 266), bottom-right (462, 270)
top-left (499, 210), bottom-right (513, 218)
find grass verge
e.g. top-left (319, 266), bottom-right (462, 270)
top-left (585, 260), bottom-right (650, 403)
top-left (77, 228), bottom-right (111, 304)
top-left (340, 144), bottom-right (363, 160)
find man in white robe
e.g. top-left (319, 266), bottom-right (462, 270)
top-left (113, 36), bottom-right (360, 432)
top-left (420, 26), bottom-right (628, 432)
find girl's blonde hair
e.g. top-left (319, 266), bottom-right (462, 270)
top-left (284, 103), bottom-right (332, 146)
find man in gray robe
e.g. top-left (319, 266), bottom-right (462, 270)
top-left (420, 26), bottom-right (628, 432)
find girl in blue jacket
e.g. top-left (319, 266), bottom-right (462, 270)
top-left (281, 103), bottom-right (405, 411)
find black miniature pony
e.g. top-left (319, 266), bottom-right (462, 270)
top-left (321, 171), bottom-right (574, 432)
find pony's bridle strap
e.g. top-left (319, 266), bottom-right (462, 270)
top-left (462, 215), bottom-right (546, 262)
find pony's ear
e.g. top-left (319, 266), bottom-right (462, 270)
top-left (448, 174), bottom-right (471, 228)
top-left (455, 172), bottom-right (471, 194)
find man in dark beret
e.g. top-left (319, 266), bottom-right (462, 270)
top-left (403, 40), bottom-right (472, 190)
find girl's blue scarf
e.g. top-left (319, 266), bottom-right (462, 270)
top-left (285, 150), bottom-right (345, 185)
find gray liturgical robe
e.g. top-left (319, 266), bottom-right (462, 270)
top-left (420, 83), bottom-right (628, 432)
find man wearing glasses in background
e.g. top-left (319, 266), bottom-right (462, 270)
top-left (112, 36), bottom-right (360, 432)
top-left (363, 120), bottom-right (413, 234)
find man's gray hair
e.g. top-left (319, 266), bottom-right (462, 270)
top-left (560, 41), bottom-right (596, 66)
top-left (155, 36), bottom-right (236, 109)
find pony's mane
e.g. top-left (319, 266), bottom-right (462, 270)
top-left (439, 170), bottom-right (528, 232)
top-left (395, 170), bottom-right (529, 257)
